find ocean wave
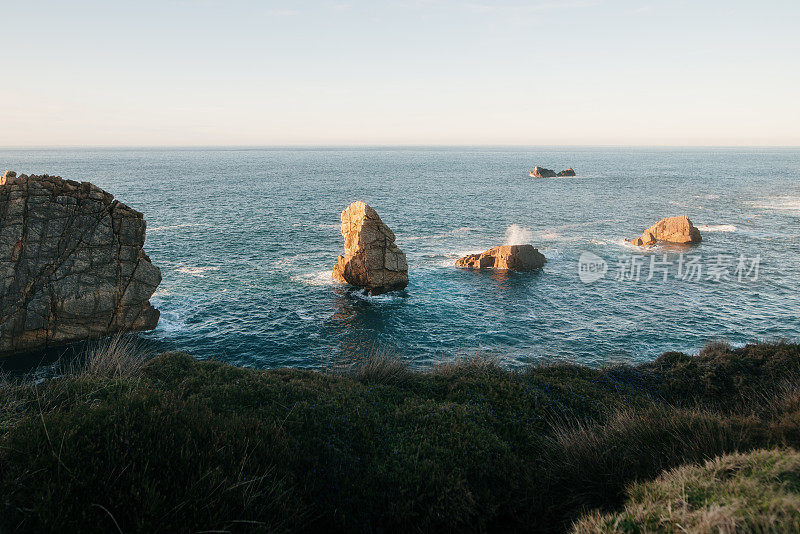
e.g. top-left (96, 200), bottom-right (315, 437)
top-left (535, 231), bottom-right (562, 241)
top-left (292, 270), bottom-right (338, 286)
top-left (400, 227), bottom-right (474, 241)
top-left (696, 224), bottom-right (737, 233)
top-left (151, 306), bottom-right (186, 333)
top-left (350, 290), bottom-right (405, 303)
top-left (175, 265), bottom-right (220, 277)
top-left (753, 197), bottom-right (800, 214)
top-left (149, 223), bottom-right (210, 232)
top-left (668, 200), bottom-right (705, 210)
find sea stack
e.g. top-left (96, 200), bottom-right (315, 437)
top-left (456, 245), bottom-right (546, 271)
top-left (332, 201), bottom-right (408, 295)
top-left (628, 215), bottom-right (703, 246)
top-left (0, 172), bottom-right (161, 356)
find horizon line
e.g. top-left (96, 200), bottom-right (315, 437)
top-left (2, 144), bottom-right (800, 150)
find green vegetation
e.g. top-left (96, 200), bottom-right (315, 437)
top-left (1, 341), bottom-right (800, 533)
top-left (573, 448), bottom-right (800, 533)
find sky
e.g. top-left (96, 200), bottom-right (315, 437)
top-left (2, 0), bottom-right (799, 146)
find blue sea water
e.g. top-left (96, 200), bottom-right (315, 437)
top-left (1, 147), bottom-right (799, 369)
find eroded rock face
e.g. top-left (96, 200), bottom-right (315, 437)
top-left (332, 201), bottom-right (408, 295)
top-left (530, 166), bottom-right (557, 178)
top-left (0, 171), bottom-right (161, 356)
top-left (557, 168), bottom-right (576, 177)
top-left (628, 216), bottom-right (702, 246)
top-left (456, 245), bottom-right (546, 271)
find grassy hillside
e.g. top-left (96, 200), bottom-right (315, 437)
top-left (2, 341), bottom-right (800, 533)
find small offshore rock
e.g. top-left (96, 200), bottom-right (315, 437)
top-left (456, 244), bottom-right (546, 271)
top-left (557, 168), bottom-right (576, 177)
top-left (332, 201), bottom-right (408, 295)
top-left (529, 166), bottom-right (557, 178)
top-left (628, 215), bottom-right (702, 246)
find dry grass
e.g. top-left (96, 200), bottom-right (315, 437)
top-left (340, 347), bottom-right (414, 386)
top-left (433, 353), bottom-right (504, 377)
top-left (539, 406), bottom-right (760, 527)
top-left (572, 448), bottom-right (800, 533)
top-left (66, 334), bottom-right (153, 380)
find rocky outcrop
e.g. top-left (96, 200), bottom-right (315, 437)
top-left (530, 166), bottom-right (576, 178)
top-left (530, 166), bottom-right (557, 178)
top-left (332, 202), bottom-right (408, 295)
top-left (0, 171), bottom-right (161, 356)
top-left (456, 245), bottom-right (546, 271)
top-left (628, 216), bottom-right (702, 246)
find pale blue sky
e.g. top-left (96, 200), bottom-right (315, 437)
top-left (2, 0), bottom-right (799, 146)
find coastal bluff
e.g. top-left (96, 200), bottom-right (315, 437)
top-left (332, 201), bottom-right (408, 295)
top-left (0, 171), bottom-right (161, 356)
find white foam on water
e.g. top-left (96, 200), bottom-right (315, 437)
top-left (696, 224), bottom-right (737, 233)
top-left (150, 301), bottom-right (187, 333)
top-left (351, 290), bottom-right (404, 303)
top-left (149, 223), bottom-right (210, 232)
top-left (536, 231), bottom-right (561, 241)
top-left (293, 270), bottom-right (339, 286)
top-left (504, 224), bottom-right (532, 245)
top-left (753, 196), bottom-right (800, 214)
top-left (175, 265), bottom-right (220, 277)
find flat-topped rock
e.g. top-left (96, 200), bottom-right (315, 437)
top-left (456, 244), bottom-right (546, 271)
top-left (628, 215), bottom-right (702, 246)
top-left (332, 202), bottom-right (408, 295)
top-left (0, 172), bottom-right (161, 356)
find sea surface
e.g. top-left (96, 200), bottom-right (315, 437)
top-left (1, 147), bottom-right (799, 369)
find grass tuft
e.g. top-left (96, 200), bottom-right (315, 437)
top-left (342, 347), bottom-right (414, 386)
top-left (66, 334), bottom-right (153, 380)
top-left (572, 448), bottom-right (800, 533)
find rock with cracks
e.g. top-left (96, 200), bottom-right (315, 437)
top-left (332, 201), bottom-right (408, 295)
top-left (456, 245), bottom-right (547, 271)
top-left (628, 215), bottom-right (703, 247)
top-left (0, 171), bottom-right (161, 356)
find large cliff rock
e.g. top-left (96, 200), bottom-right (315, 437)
top-left (456, 245), bottom-right (546, 271)
top-left (0, 171), bottom-right (161, 356)
top-left (332, 202), bottom-right (408, 295)
top-left (628, 215), bottom-right (702, 247)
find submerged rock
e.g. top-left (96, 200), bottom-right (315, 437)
top-left (332, 202), bottom-right (408, 295)
top-left (0, 172), bottom-right (161, 356)
top-left (456, 244), bottom-right (546, 271)
top-left (557, 168), bottom-right (576, 177)
top-left (628, 215), bottom-right (702, 246)
top-left (529, 166), bottom-right (557, 178)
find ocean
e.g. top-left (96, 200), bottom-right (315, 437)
top-left (2, 147), bottom-right (799, 369)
